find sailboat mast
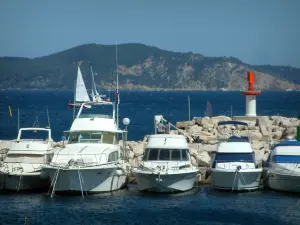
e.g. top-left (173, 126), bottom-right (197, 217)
top-left (73, 79), bottom-right (76, 120)
top-left (116, 40), bottom-right (119, 127)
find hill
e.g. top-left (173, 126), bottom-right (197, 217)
top-left (0, 43), bottom-right (299, 90)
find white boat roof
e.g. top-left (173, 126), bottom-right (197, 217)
top-left (70, 117), bottom-right (122, 133)
top-left (146, 134), bottom-right (188, 149)
top-left (217, 142), bottom-right (253, 153)
top-left (272, 141), bottom-right (300, 155)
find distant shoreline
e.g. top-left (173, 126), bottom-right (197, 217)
top-left (0, 87), bottom-right (299, 92)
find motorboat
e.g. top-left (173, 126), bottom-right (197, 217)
top-left (263, 137), bottom-right (300, 192)
top-left (132, 115), bottom-right (199, 193)
top-left (41, 102), bottom-right (130, 196)
top-left (0, 128), bottom-right (57, 191)
top-left (209, 121), bottom-right (263, 191)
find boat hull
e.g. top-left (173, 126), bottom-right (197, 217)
top-left (263, 169), bottom-right (300, 192)
top-left (211, 168), bottom-right (262, 191)
top-left (43, 166), bottom-right (127, 194)
top-left (133, 170), bottom-right (198, 193)
top-left (0, 173), bottom-right (49, 191)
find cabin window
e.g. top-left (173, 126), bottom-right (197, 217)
top-left (171, 149), bottom-right (181, 161)
top-left (148, 149), bottom-right (159, 160)
top-left (102, 132), bottom-right (115, 144)
top-left (68, 131), bottom-right (116, 144)
top-left (271, 155), bottom-right (300, 163)
top-left (108, 151), bottom-right (118, 162)
top-left (212, 153), bottom-right (254, 168)
top-left (159, 149), bottom-right (170, 160)
top-left (181, 149), bottom-right (189, 161)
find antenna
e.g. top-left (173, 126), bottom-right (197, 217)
top-left (116, 40), bottom-right (119, 127)
top-left (17, 108), bottom-right (20, 131)
top-left (73, 79), bottom-right (76, 120)
top-left (188, 95), bottom-right (191, 121)
top-left (46, 106), bottom-right (51, 128)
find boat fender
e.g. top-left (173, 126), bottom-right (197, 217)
top-left (115, 169), bottom-right (124, 176)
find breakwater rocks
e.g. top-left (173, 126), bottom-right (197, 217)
top-left (120, 116), bottom-right (300, 170)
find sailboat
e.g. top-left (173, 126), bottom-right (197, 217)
top-left (68, 65), bottom-right (91, 109)
top-left (90, 65), bottom-right (111, 104)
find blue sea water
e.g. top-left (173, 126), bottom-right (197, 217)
top-left (1, 186), bottom-right (300, 225)
top-left (1, 90), bottom-right (300, 141)
top-left (0, 90), bottom-right (300, 225)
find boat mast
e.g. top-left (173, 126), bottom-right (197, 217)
top-left (116, 40), bottom-right (119, 128)
top-left (73, 79), bottom-right (76, 120)
top-left (46, 106), bottom-right (51, 128)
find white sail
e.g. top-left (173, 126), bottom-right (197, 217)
top-left (90, 66), bottom-right (102, 102)
top-left (76, 66), bottom-right (90, 102)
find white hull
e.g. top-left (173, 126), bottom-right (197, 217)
top-left (263, 169), bottom-right (300, 192)
top-left (0, 172), bottom-right (49, 191)
top-left (211, 168), bottom-right (262, 191)
top-left (43, 165), bottom-right (127, 193)
top-left (133, 170), bottom-right (198, 193)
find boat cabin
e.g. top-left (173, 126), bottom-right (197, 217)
top-left (265, 140), bottom-right (300, 166)
top-left (142, 134), bottom-right (191, 162)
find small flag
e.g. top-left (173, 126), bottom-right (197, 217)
top-left (8, 106), bottom-right (12, 117)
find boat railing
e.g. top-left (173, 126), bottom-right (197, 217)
top-left (78, 114), bottom-right (113, 119)
top-left (267, 162), bottom-right (300, 175)
top-left (133, 160), bottom-right (196, 172)
top-left (213, 160), bottom-right (263, 169)
top-left (45, 150), bottom-right (120, 169)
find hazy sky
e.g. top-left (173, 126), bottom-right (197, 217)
top-left (0, 0), bottom-right (299, 67)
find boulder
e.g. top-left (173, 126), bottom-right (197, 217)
top-left (176, 120), bottom-right (195, 129)
top-left (281, 126), bottom-right (297, 139)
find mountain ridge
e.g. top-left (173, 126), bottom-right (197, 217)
top-left (0, 43), bottom-right (299, 91)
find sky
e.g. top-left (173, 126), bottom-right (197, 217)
top-left (0, 0), bottom-right (299, 67)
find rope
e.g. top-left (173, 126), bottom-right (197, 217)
top-left (231, 168), bottom-right (239, 192)
top-left (78, 169), bottom-right (84, 198)
top-left (50, 168), bottom-right (60, 198)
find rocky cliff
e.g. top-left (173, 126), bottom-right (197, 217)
top-left (0, 43), bottom-right (299, 90)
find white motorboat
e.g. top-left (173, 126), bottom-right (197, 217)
top-left (41, 102), bottom-right (130, 196)
top-left (209, 121), bottom-right (263, 191)
top-left (0, 128), bottom-right (57, 191)
top-left (132, 115), bottom-right (199, 193)
top-left (263, 138), bottom-right (300, 192)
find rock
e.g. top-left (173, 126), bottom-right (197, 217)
top-left (251, 140), bottom-right (264, 150)
top-left (281, 126), bottom-right (297, 139)
top-left (253, 150), bottom-right (264, 163)
top-left (193, 117), bottom-right (202, 126)
top-left (272, 131), bottom-right (282, 140)
top-left (279, 119), bottom-right (292, 128)
top-left (248, 130), bottom-right (263, 141)
top-left (187, 125), bottom-right (202, 135)
top-left (176, 120), bottom-right (195, 129)
top-left (0, 140), bottom-right (13, 150)
top-left (197, 151), bottom-right (211, 167)
top-left (128, 151), bottom-right (134, 159)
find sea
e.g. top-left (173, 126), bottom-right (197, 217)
top-left (0, 90), bottom-right (300, 225)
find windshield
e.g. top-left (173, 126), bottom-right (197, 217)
top-left (143, 148), bottom-right (190, 161)
top-left (18, 129), bottom-right (50, 141)
top-left (68, 131), bottom-right (116, 144)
